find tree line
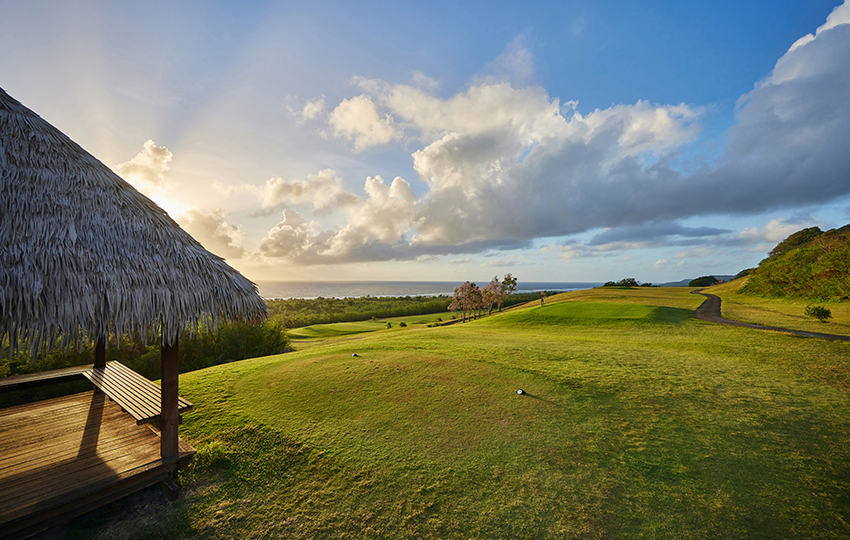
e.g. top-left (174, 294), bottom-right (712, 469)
top-left (266, 295), bottom-right (452, 328)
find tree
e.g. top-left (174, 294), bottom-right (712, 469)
top-left (604, 278), bottom-right (639, 287)
top-left (481, 279), bottom-right (498, 315)
top-left (689, 276), bottom-right (718, 287)
top-left (450, 281), bottom-right (480, 322)
top-left (497, 273), bottom-right (517, 311)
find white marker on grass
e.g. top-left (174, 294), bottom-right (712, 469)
top-left (517, 389), bottom-right (524, 395)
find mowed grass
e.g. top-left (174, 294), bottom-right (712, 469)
top-left (78, 288), bottom-right (850, 539)
top-left (288, 312), bottom-right (453, 340)
top-left (707, 278), bottom-right (850, 336)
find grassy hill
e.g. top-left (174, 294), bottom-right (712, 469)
top-left (71, 288), bottom-right (850, 539)
top-left (741, 224), bottom-right (850, 300)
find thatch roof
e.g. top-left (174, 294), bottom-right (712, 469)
top-left (1, 87), bottom-right (266, 359)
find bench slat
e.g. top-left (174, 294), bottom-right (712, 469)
top-left (82, 362), bottom-right (193, 425)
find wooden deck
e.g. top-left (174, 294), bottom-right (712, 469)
top-left (0, 390), bottom-right (195, 539)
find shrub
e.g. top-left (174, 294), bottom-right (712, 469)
top-left (805, 304), bottom-right (832, 323)
top-left (399, 321), bottom-right (407, 327)
top-left (386, 322), bottom-right (392, 328)
top-left (604, 278), bottom-right (639, 287)
top-left (689, 276), bottom-right (719, 287)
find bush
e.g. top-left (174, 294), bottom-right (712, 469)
top-left (604, 278), bottom-right (639, 287)
top-left (805, 304), bottom-right (832, 323)
top-left (399, 321), bottom-right (407, 327)
top-left (689, 276), bottom-right (719, 287)
top-left (386, 322), bottom-right (392, 329)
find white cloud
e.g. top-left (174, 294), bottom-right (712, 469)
top-left (115, 139), bottom-right (173, 197)
top-left (301, 97), bottom-right (326, 122)
top-left (258, 209), bottom-right (317, 258)
top-left (258, 174), bottom-right (416, 263)
top-left (329, 94), bottom-right (400, 151)
top-left (178, 208), bottom-right (246, 259)
top-left (262, 169), bottom-right (360, 212)
top-left (787, 0), bottom-right (850, 54)
top-left (349, 175), bottom-right (416, 244)
top-left (279, 8), bottom-right (850, 266)
top-left (737, 218), bottom-right (818, 245)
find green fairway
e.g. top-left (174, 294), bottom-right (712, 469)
top-left (288, 312), bottom-right (453, 339)
top-left (77, 288), bottom-right (850, 539)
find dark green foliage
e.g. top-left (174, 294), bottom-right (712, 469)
top-left (175, 321), bottom-right (291, 376)
top-left (735, 268), bottom-right (753, 279)
top-left (769, 227), bottom-right (823, 258)
top-left (0, 321), bottom-right (290, 406)
top-left (266, 295), bottom-right (451, 328)
top-left (386, 322), bottom-right (392, 329)
top-left (689, 276), bottom-right (719, 287)
top-left (805, 305), bottom-right (833, 323)
top-left (398, 321), bottom-right (407, 327)
top-left (742, 225), bottom-right (850, 299)
top-left (604, 278), bottom-right (639, 287)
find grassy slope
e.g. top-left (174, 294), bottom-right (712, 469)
top-left (76, 288), bottom-right (850, 539)
top-left (708, 278), bottom-right (850, 336)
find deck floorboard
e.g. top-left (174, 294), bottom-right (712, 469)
top-left (0, 391), bottom-right (195, 539)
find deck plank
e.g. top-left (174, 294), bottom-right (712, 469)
top-left (0, 390), bottom-right (195, 539)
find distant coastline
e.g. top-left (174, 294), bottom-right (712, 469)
top-left (256, 281), bottom-right (603, 300)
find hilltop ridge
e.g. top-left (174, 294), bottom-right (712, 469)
top-left (741, 224), bottom-right (850, 300)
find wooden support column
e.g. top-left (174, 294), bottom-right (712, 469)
top-left (93, 337), bottom-right (106, 394)
top-left (94, 337), bottom-right (106, 368)
top-left (160, 334), bottom-right (179, 460)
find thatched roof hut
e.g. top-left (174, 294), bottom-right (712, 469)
top-left (0, 86), bottom-right (267, 359)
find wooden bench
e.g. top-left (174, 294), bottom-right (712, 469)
top-left (82, 361), bottom-right (193, 426)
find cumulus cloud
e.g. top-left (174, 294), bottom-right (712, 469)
top-left (274, 6), bottom-right (850, 265)
top-left (736, 218), bottom-right (819, 245)
top-left (262, 169), bottom-right (360, 212)
top-left (178, 208), bottom-right (246, 259)
top-left (329, 94), bottom-right (400, 151)
top-left (258, 209), bottom-right (318, 258)
top-left (258, 175), bottom-right (416, 263)
top-left (115, 140), bottom-right (173, 197)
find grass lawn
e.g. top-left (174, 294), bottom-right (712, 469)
top-left (288, 312), bottom-right (454, 340)
top-left (72, 288), bottom-right (850, 539)
top-left (708, 278), bottom-right (850, 336)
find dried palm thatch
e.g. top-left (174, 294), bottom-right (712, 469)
top-left (1, 87), bottom-right (266, 360)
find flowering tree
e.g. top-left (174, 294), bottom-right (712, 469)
top-left (450, 281), bottom-right (480, 322)
top-left (496, 273), bottom-right (517, 311)
top-left (482, 277), bottom-right (499, 315)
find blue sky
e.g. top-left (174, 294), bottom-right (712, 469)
top-left (2, 0), bottom-right (849, 283)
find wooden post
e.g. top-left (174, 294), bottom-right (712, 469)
top-left (93, 337), bottom-right (106, 394)
top-left (160, 334), bottom-right (179, 460)
top-left (94, 337), bottom-right (106, 368)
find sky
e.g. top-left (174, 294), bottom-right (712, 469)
top-left (2, 0), bottom-right (850, 284)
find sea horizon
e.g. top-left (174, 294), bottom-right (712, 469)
top-left (256, 280), bottom-right (604, 300)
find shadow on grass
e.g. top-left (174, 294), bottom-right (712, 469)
top-left (516, 391), bottom-right (558, 405)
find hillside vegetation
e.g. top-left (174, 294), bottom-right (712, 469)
top-left (741, 224), bottom-right (850, 299)
top-left (70, 287), bottom-right (850, 539)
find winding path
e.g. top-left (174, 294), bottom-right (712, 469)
top-left (691, 290), bottom-right (850, 342)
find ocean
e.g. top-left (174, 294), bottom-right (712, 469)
top-left (255, 281), bottom-right (603, 300)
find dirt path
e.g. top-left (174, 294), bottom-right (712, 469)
top-left (691, 290), bottom-right (850, 342)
